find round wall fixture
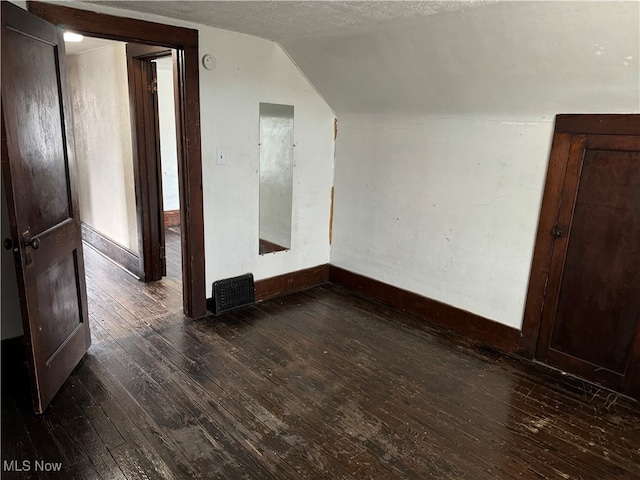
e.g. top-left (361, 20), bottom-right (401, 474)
top-left (202, 54), bottom-right (217, 70)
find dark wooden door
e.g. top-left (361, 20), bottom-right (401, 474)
top-left (535, 123), bottom-right (640, 396)
top-left (127, 44), bottom-right (169, 281)
top-left (1, 2), bottom-right (91, 414)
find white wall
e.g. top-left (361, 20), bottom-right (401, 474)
top-left (332, 115), bottom-right (553, 329)
top-left (63, 2), bottom-right (336, 288)
top-left (155, 58), bottom-right (181, 212)
top-left (67, 43), bottom-right (139, 252)
top-left (282, 1), bottom-right (640, 329)
top-left (200, 28), bottom-right (335, 284)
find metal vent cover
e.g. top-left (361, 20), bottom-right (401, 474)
top-left (209, 273), bottom-right (255, 314)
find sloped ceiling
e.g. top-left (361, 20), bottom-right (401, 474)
top-left (280, 1), bottom-right (640, 115)
top-left (84, 1), bottom-right (639, 116)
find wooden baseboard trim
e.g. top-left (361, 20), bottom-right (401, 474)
top-left (255, 264), bottom-right (330, 302)
top-left (215, 263), bottom-right (520, 353)
top-left (81, 223), bottom-right (141, 279)
top-left (163, 209), bottom-right (180, 227)
top-left (329, 266), bottom-right (520, 353)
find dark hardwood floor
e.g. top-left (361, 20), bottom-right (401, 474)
top-left (3, 228), bottom-right (640, 479)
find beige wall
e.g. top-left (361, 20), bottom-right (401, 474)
top-left (67, 43), bottom-right (139, 253)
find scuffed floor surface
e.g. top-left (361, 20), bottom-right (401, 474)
top-left (2, 229), bottom-right (640, 479)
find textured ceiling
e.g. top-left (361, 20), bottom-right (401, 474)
top-left (73, 1), bottom-right (639, 116)
top-left (85, 1), bottom-right (492, 41)
top-left (279, 1), bottom-right (640, 115)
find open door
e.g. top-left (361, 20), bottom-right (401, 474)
top-left (127, 44), bottom-right (173, 281)
top-left (1, 2), bottom-right (91, 414)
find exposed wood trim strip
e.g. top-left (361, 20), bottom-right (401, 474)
top-left (255, 265), bottom-right (330, 302)
top-left (81, 223), bottom-right (141, 279)
top-left (329, 266), bottom-right (520, 353)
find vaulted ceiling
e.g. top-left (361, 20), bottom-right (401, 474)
top-left (83, 1), bottom-right (639, 116)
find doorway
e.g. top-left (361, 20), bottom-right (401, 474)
top-left (65, 37), bottom-right (183, 289)
top-left (521, 114), bottom-right (640, 398)
top-left (29, 1), bottom-right (207, 318)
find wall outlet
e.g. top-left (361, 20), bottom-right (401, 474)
top-left (216, 149), bottom-right (226, 165)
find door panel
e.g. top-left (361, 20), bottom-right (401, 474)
top-left (1, 2), bottom-right (90, 414)
top-left (535, 129), bottom-right (640, 394)
top-left (5, 26), bottom-right (72, 233)
top-left (126, 45), bottom-right (167, 281)
top-left (550, 149), bottom-right (640, 374)
top-left (36, 253), bottom-right (82, 360)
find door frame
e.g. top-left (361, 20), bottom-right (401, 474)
top-left (520, 114), bottom-right (640, 358)
top-left (28, 1), bottom-right (207, 318)
top-left (519, 114), bottom-right (640, 395)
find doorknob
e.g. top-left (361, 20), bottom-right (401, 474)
top-left (25, 237), bottom-right (40, 250)
top-left (551, 227), bottom-right (564, 239)
top-left (24, 235), bottom-right (40, 250)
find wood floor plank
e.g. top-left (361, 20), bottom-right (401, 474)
top-left (3, 228), bottom-right (640, 479)
top-left (213, 305), bottom-right (539, 479)
top-left (90, 308), bottom-right (301, 479)
top-left (286, 288), bottom-right (640, 478)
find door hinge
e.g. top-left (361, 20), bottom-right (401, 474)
top-left (148, 79), bottom-right (158, 94)
top-left (159, 245), bottom-right (165, 259)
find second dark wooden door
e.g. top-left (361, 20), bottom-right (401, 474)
top-left (127, 45), bottom-right (167, 281)
top-left (536, 130), bottom-right (640, 396)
